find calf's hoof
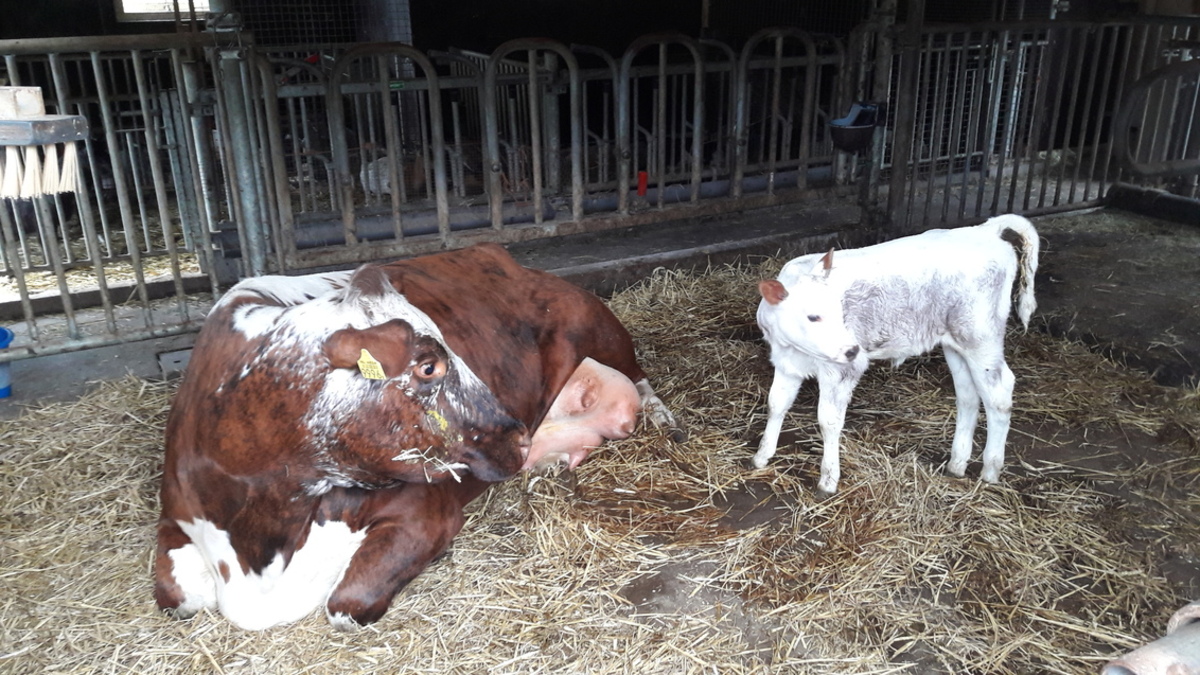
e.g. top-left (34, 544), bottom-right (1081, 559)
top-left (813, 485), bottom-right (838, 501)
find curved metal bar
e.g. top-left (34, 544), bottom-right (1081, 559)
top-left (326, 43), bottom-right (450, 244)
top-left (484, 38), bottom-right (583, 228)
top-left (1113, 58), bottom-right (1200, 178)
top-left (617, 32), bottom-right (704, 215)
top-left (735, 27), bottom-right (819, 198)
top-left (700, 38), bottom-right (738, 181)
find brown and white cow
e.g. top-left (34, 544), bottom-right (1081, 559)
top-left (155, 243), bottom-right (678, 631)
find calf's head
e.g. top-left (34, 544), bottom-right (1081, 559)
top-left (757, 250), bottom-right (862, 364)
top-left (305, 265), bottom-right (530, 485)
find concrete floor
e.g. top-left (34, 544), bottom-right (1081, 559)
top-left (1, 198), bottom-right (1196, 421)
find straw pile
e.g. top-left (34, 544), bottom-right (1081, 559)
top-left (2, 259), bottom-right (1198, 674)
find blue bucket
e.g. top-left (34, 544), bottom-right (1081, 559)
top-left (0, 327), bottom-right (12, 399)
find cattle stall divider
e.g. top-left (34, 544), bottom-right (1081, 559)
top-left (2, 14), bottom-right (1197, 362)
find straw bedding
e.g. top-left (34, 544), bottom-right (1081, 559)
top-left (2, 259), bottom-right (1197, 674)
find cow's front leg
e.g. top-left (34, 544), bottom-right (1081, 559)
top-left (323, 480), bottom-right (483, 630)
top-left (814, 367), bottom-right (861, 496)
top-left (154, 516), bottom-right (217, 620)
top-left (752, 370), bottom-right (803, 469)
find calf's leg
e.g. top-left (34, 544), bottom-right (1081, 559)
top-left (814, 368), bottom-right (860, 496)
top-left (963, 352), bottom-right (1015, 484)
top-left (752, 371), bottom-right (803, 469)
top-left (943, 348), bottom-right (981, 478)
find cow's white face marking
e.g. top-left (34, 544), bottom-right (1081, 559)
top-left (176, 517), bottom-right (366, 631)
top-left (215, 266), bottom-right (497, 473)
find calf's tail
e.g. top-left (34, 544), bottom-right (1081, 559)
top-left (994, 214), bottom-right (1040, 329)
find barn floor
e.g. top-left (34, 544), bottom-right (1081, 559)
top-left (1, 202), bottom-right (1199, 673)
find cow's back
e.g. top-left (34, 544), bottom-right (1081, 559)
top-left (380, 243), bottom-right (645, 430)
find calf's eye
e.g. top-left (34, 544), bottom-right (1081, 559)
top-left (807, 315), bottom-right (822, 322)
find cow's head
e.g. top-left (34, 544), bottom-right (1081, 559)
top-left (305, 265), bottom-right (530, 485)
top-left (757, 250), bottom-right (862, 365)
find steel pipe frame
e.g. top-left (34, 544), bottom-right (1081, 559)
top-left (325, 42), bottom-right (451, 250)
top-left (484, 38), bottom-right (584, 229)
top-left (617, 33), bottom-right (704, 215)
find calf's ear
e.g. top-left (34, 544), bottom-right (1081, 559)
top-left (810, 248), bottom-right (835, 278)
top-left (759, 280), bottom-right (788, 305)
top-left (324, 319), bottom-right (415, 378)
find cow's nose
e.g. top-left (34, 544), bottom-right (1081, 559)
top-left (845, 346), bottom-right (860, 361)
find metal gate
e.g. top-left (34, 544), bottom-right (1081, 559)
top-left (849, 16), bottom-right (1200, 230)
top-left (2, 15), bottom-right (1198, 362)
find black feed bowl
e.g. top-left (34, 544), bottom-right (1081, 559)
top-left (829, 124), bottom-right (875, 153)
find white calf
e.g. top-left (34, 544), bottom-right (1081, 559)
top-left (753, 214), bottom-right (1039, 495)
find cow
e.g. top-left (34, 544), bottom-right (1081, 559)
top-left (155, 243), bottom-right (678, 631)
top-left (752, 214), bottom-right (1039, 496)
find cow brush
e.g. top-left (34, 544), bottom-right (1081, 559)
top-left (0, 86), bottom-right (88, 202)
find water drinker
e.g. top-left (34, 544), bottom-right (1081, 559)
top-left (829, 103), bottom-right (878, 153)
top-left (0, 327), bottom-right (12, 399)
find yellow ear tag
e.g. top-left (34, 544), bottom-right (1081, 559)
top-left (426, 409), bottom-right (449, 431)
top-left (357, 349), bottom-right (387, 380)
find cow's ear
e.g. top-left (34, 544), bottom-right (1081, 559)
top-left (324, 319), bottom-right (415, 378)
top-left (759, 280), bottom-right (788, 305)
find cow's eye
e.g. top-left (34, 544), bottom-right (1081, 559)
top-left (414, 358), bottom-right (445, 380)
top-left (807, 315), bottom-right (822, 322)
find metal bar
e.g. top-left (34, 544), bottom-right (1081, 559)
top-left (31, 195), bottom-right (79, 339)
top-left (0, 199), bottom-right (40, 342)
top-left (527, 50), bottom-right (544, 224)
top-left (1052, 28), bottom-right (1086, 207)
top-left (48, 52), bottom-right (117, 334)
top-left (220, 50), bottom-right (267, 276)
top-left (91, 50), bottom-right (153, 324)
top-left (174, 53), bottom-right (220, 298)
top-left (258, 55), bottom-right (299, 267)
top-left (1069, 27), bottom-right (1104, 203)
top-left (379, 56), bottom-right (404, 238)
top-left (1099, 25), bottom-right (1134, 189)
top-left (988, 29), bottom-right (1018, 216)
top-left (131, 49), bottom-right (189, 317)
top-left (888, 0), bottom-right (926, 229)
top-left (919, 32), bottom-right (942, 226)
top-left (655, 44), bottom-right (667, 208)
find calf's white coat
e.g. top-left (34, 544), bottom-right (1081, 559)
top-left (753, 214), bottom-right (1039, 494)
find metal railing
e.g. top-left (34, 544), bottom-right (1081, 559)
top-left (2, 15), bottom-right (1197, 361)
top-left (852, 17), bottom-right (1200, 230)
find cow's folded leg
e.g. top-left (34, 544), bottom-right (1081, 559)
top-left (154, 516), bottom-right (217, 620)
top-left (323, 483), bottom-right (471, 631)
top-left (635, 378), bottom-right (686, 442)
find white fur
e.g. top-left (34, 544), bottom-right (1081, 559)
top-left (166, 543), bottom-right (218, 618)
top-left (175, 517), bottom-right (367, 631)
top-left (753, 215), bottom-right (1039, 494)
